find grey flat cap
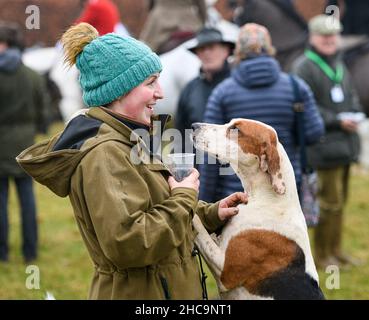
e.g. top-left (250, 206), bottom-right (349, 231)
top-left (308, 14), bottom-right (343, 35)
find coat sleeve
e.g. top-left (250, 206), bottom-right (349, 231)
top-left (195, 200), bottom-right (225, 234)
top-left (80, 141), bottom-right (198, 269)
top-left (344, 66), bottom-right (363, 113)
top-left (297, 77), bottom-right (325, 145)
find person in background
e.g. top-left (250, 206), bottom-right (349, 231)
top-left (140, 0), bottom-right (207, 54)
top-left (16, 23), bottom-right (247, 299)
top-left (293, 14), bottom-right (364, 269)
top-left (199, 23), bottom-right (324, 204)
top-left (75, 0), bottom-right (129, 36)
top-left (175, 27), bottom-right (235, 153)
top-left (154, 0), bottom-right (240, 118)
top-left (0, 22), bottom-right (49, 263)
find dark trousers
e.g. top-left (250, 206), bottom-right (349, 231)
top-left (314, 165), bottom-right (350, 261)
top-left (0, 176), bottom-right (38, 261)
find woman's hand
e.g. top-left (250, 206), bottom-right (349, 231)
top-left (168, 169), bottom-right (200, 193)
top-left (218, 192), bottom-right (248, 221)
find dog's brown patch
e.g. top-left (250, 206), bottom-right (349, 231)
top-left (220, 229), bottom-right (298, 295)
top-left (228, 120), bottom-right (285, 194)
top-left (233, 120), bottom-right (280, 176)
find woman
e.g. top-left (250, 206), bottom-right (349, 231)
top-left (16, 23), bottom-right (247, 299)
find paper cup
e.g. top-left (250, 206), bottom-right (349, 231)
top-left (164, 153), bottom-right (195, 181)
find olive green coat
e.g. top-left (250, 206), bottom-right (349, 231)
top-left (17, 107), bottom-right (223, 299)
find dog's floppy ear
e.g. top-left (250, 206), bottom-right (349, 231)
top-left (262, 135), bottom-right (286, 195)
top-left (233, 119), bottom-right (286, 195)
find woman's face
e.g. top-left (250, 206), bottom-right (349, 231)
top-left (119, 73), bottom-right (163, 125)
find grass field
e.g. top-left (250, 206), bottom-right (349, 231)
top-left (0, 123), bottom-right (368, 300)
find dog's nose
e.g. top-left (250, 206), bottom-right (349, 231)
top-left (191, 123), bottom-right (202, 131)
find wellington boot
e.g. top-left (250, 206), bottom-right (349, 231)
top-left (315, 255), bottom-right (341, 270)
top-left (330, 212), bottom-right (363, 267)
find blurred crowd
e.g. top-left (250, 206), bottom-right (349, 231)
top-left (1, 0), bottom-right (369, 273)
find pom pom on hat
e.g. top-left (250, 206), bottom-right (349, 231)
top-left (61, 23), bottom-right (99, 67)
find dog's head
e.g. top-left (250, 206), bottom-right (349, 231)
top-left (192, 118), bottom-right (286, 195)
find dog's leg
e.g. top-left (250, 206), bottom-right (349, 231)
top-left (192, 215), bottom-right (225, 280)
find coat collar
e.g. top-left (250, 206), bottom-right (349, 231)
top-left (86, 107), bottom-right (172, 162)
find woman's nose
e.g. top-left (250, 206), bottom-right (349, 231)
top-left (154, 82), bottom-right (164, 100)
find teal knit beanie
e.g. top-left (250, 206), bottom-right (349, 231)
top-left (61, 23), bottom-right (162, 107)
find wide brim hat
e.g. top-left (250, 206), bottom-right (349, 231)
top-left (186, 27), bottom-right (235, 53)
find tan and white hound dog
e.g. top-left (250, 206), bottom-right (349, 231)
top-left (192, 119), bottom-right (324, 300)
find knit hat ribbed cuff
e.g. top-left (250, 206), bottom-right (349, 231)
top-left (83, 52), bottom-right (162, 107)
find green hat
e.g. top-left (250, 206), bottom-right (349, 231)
top-left (61, 23), bottom-right (162, 107)
top-left (308, 14), bottom-right (343, 35)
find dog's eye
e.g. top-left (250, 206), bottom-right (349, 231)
top-left (227, 125), bottom-right (239, 136)
top-left (228, 124), bottom-right (239, 130)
